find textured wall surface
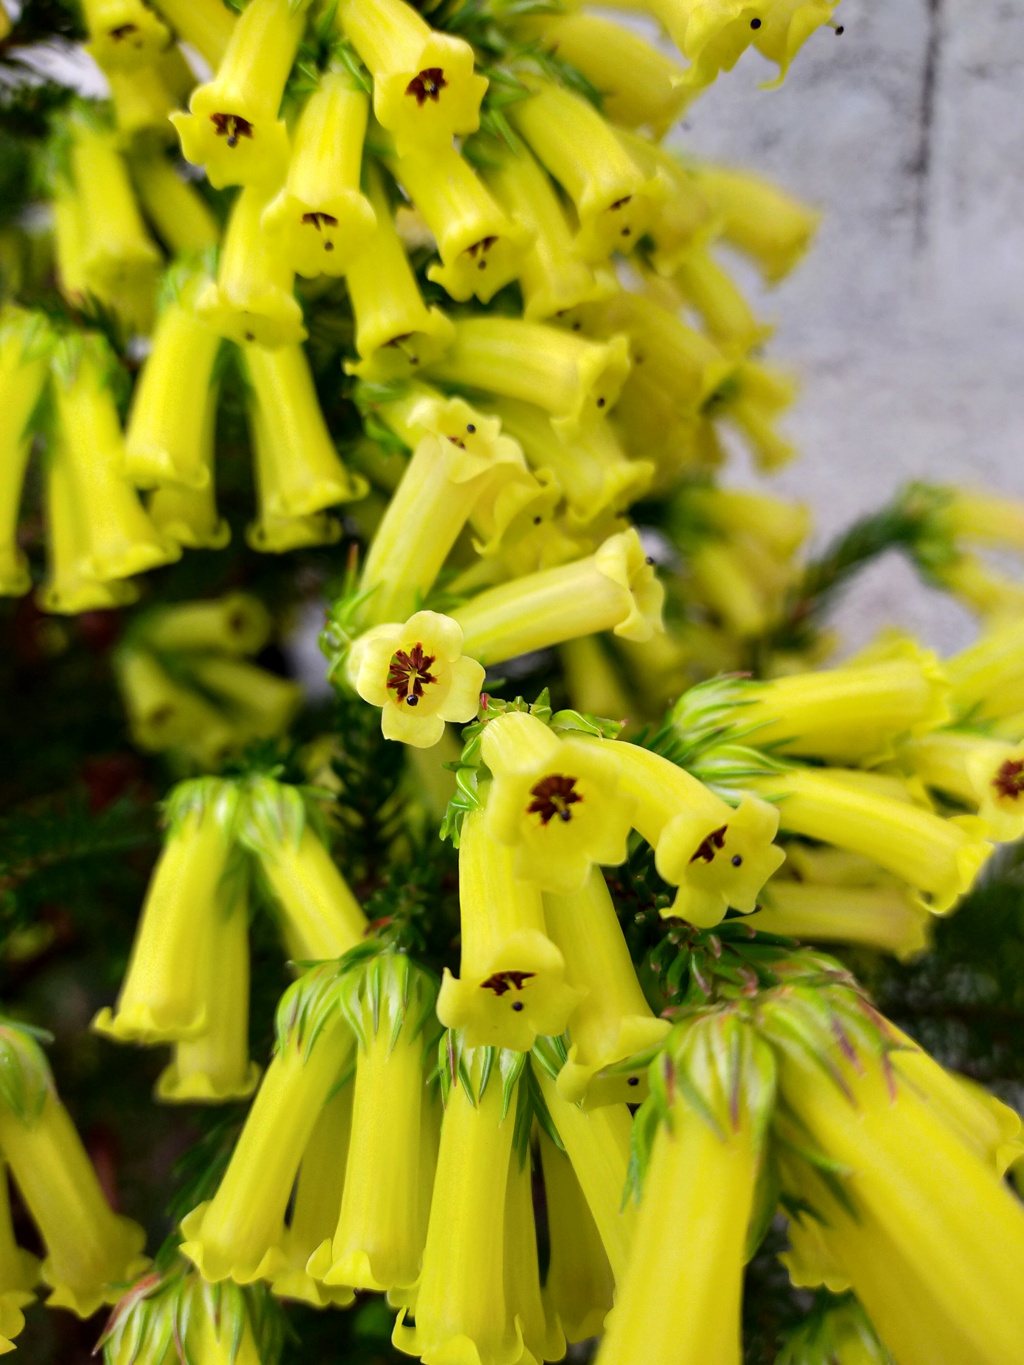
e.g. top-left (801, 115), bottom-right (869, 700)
top-left (666, 0), bottom-right (1024, 654)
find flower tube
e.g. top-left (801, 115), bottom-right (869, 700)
top-left (0, 310), bottom-right (50, 596)
top-left (272, 1079), bottom-right (355, 1306)
top-left (544, 869), bottom-right (670, 1106)
top-left (945, 618), bottom-right (1024, 722)
top-left (344, 166), bottom-right (455, 380)
top-left (94, 778), bottom-right (242, 1043)
top-left (0, 1158), bottom-right (38, 1354)
top-left (113, 646), bottom-right (238, 764)
top-left (310, 954), bottom-right (438, 1293)
top-left (238, 777), bottom-right (368, 960)
top-left (335, 0), bottom-right (487, 153)
top-left (181, 970), bottom-right (356, 1283)
top-left (503, 1148), bottom-right (565, 1365)
top-left (936, 486), bottom-right (1024, 553)
top-left (935, 551), bottom-right (1024, 622)
top-left (171, 0), bottom-right (306, 189)
top-left (124, 273), bottom-right (221, 490)
top-left (0, 1026), bottom-right (149, 1318)
top-left (508, 78), bottom-right (662, 263)
top-left (389, 145), bottom-right (532, 304)
top-left (129, 153), bottom-right (221, 255)
top-left (139, 593), bottom-right (271, 656)
top-left (392, 1042), bottom-right (524, 1364)
top-left (188, 657), bottom-right (303, 744)
top-left (899, 731), bottom-right (1024, 842)
top-left (147, 394), bottom-right (230, 549)
top-left (695, 162), bottom-right (821, 282)
top-left (81, 0), bottom-right (170, 72)
top-left (750, 766), bottom-right (992, 914)
top-left (616, 131), bottom-right (720, 277)
top-left (107, 64), bottom-right (178, 143)
top-left (150, 0), bottom-right (236, 69)
top-left (437, 803), bottom-right (581, 1049)
top-left (452, 528), bottom-right (663, 665)
top-left (246, 409), bottom-right (342, 554)
top-left (537, 1132), bottom-right (614, 1344)
top-left (671, 247), bottom-right (771, 353)
top-left (424, 315), bottom-right (630, 441)
top-left (606, 739), bottom-right (784, 925)
top-left (197, 183), bottom-right (306, 347)
top-left (745, 877), bottom-right (931, 960)
top-left (639, 0), bottom-right (762, 91)
top-left (262, 72), bottom-right (376, 278)
top-left (244, 342), bottom-right (366, 516)
top-left (597, 1015), bottom-right (773, 1365)
top-left (347, 610), bottom-right (485, 749)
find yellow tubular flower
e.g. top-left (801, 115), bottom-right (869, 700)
top-left (424, 315), bottom-right (630, 440)
top-left (392, 1043), bottom-right (523, 1365)
top-left (244, 341), bottom-right (366, 516)
top-left (934, 551), bottom-right (1024, 623)
top-left (436, 804), bottom-right (581, 1049)
top-left (695, 163), bottom-right (821, 283)
top-left (899, 730), bottom-right (1024, 841)
top-left (129, 154), bottom-right (221, 255)
top-left (344, 166), bottom-right (454, 380)
top-left (348, 610), bottom-right (485, 749)
top-left (745, 877), bottom-right (931, 960)
top-left (150, 0), bottom-right (237, 69)
top-left (0, 311), bottom-right (50, 596)
top-left (640, 0), bottom-right (761, 90)
top-left (616, 132), bottom-right (721, 277)
top-left (490, 397), bottom-right (654, 527)
top-left (452, 528), bottom-right (663, 665)
top-left (607, 739), bottom-right (784, 925)
top-left (0, 1158), bottom-right (39, 1355)
top-left (936, 486), bottom-right (1024, 553)
top-left (537, 1132), bottom-right (614, 1344)
top-left (672, 247), bottom-right (772, 353)
top-left (93, 778), bottom-right (241, 1043)
top-left (124, 276), bottom-right (221, 491)
top-left (503, 1148), bottom-right (565, 1365)
top-left (480, 711), bottom-right (635, 894)
top-left (171, 0), bottom-right (305, 189)
top-left (238, 777), bottom-right (368, 960)
top-left (481, 137), bottom-right (613, 321)
top-left (389, 145), bottom-right (532, 304)
top-left (945, 618), bottom-right (1024, 722)
top-left (80, 0), bottom-right (170, 72)
top-left (559, 635), bottom-right (633, 726)
top-left (534, 1070), bottom-right (636, 1284)
top-left (113, 646), bottom-right (237, 765)
top-left (0, 1027), bottom-right (148, 1319)
top-left (181, 997), bottom-right (355, 1284)
top-left (107, 65), bottom-right (178, 143)
top-left (597, 1020), bottom-right (772, 1365)
top-left (52, 184), bottom-right (89, 307)
top-left (508, 79), bottom-right (662, 263)
top-left (246, 405), bottom-right (342, 553)
top-left (146, 391), bottom-right (229, 547)
top-left (684, 485), bottom-right (809, 558)
top-left (335, 0), bottom-right (487, 153)
top-left (272, 1079), bottom-right (355, 1306)
top-left (198, 182), bottom-right (306, 347)
top-left (188, 657), bottom-right (303, 744)
top-left (686, 536), bottom-right (776, 637)
top-left (751, 766), bottom-right (992, 914)
top-left (262, 72), bottom-right (376, 278)
top-left (310, 955), bottom-right (438, 1293)
top-left (545, 869), bottom-right (670, 1106)
top-left (140, 594), bottom-right (271, 655)
top-left (751, 0), bottom-right (840, 86)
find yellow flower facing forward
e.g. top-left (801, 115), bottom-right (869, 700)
top-left (424, 314), bottom-right (630, 442)
top-left (750, 765), bottom-right (992, 914)
top-left (745, 876), bottom-right (931, 960)
top-left (94, 778), bottom-right (242, 1043)
top-left (261, 72), bottom-right (376, 278)
top-left (0, 309), bottom-right (51, 596)
top-left (452, 528), bottom-right (664, 666)
top-left (196, 183), bottom-right (307, 349)
top-left (0, 1025), bottom-right (149, 1319)
top-left (436, 804), bottom-right (582, 1050)
top-left (348, 610), bottom-right (485, 749)
top-left (544, 868), bottom-right (670, 1106)
top-left (388, 144), bottom-right (532, 304)
top-left (750, 0), bottom-right (841, 86)
top-left (170, 0), bottom-right (306, 189)
top-left (124, 269), bottom-right (221, 491)
top-left (335, 0), bottom-right (487, 154)
top-left (695, 162), bottom-right (821, 283)
top-left (480, 711), bottom-right (635, 894)
top-left (0, 1155), bottom-right (39, 1355)
top-left (308, 954), bottom-right (439, 1293)
top-left (898, 730), bottom-right (1024, 842)
top-left (537, 1132), bottom-right (614, 1345)
top-left (80, 0), bottom-right (170, 71)
top-left (392, 1042), bottom-right (524, 1365)
top-left (945, 617), bottom-right (1024, 723)
top-left (149, 0), bottom-right (236, 69)
top-left (129, 152), bottom-right (221, 256)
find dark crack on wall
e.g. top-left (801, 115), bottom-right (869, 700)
top-left (912, 0), bottom-right (945, 247)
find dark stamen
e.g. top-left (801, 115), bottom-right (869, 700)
top-left (388, 642), bottom-right (437, 702)
top-left (109, 23), bottom-right (138, 39)
top-left (481, 970), bottom-right (536, 996)
top-left (528, 774), bottom-right (582, 826)
top-left (406, 67), bottom-right (448, 106)
top-left (994, 759), bottom-right (1024, 801)
top-left (210, 112), bottom-right (254, 148)
top-left (690, 825), bottom-right (728, 864)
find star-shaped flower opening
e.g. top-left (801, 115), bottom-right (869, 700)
top-left (657, 795), bottom-right (785, 927)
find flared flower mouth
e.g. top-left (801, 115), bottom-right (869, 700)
top-left (387, 642), bottom-right (439, 707)
top-left (993, 757), bottom-right (1024, 802)
top-left (527, 773), bottom-right (583, 825)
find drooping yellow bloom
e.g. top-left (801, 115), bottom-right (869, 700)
top-left (452, 528), bottom-right (663, 665)
top-left (392, 1042), bottom-right (523, 1365)
top-left (335, 0), bottom-right (487, 154)
top-left (139, 594), bottom-right (270, 656)
top-left (0, 1025), bottom-right (149, 1318)
top-left (149, 0), bottom-right (237, 69)
top-left (171, 0), bottom-right (306, 189)
top-left (348, 610), bottom-right (485, 749)
top-left (129, 152), bottom-right (221, 255)
top-left (695, 162), bottom-right (821, 282)
top-left (0, 309), bottom-right (50, 596)
top-left (745, 876), bottom-right (931, 959)
top-left (437, 803), bottom-right (581, 1049)
top-left (670, 247), bottom-right (771, 353)
top-left (749, 0), bottom-right (841, 86)
top-left (479, 711), bottom-right (635, 894)
top-left (80, 0), bottom-right (170, 72)
top-left (261, 72), bottom-right (376, 278)
top-left (94, 778), bottom-right (242, 1043)
top-left (308, 954), bottom-right (438, 1293)
top-left (113, 646), bottom-right (238, 766)
top-left (0, 1157), bottom-right (39, 1355)
top-left (503, 1146), bottom-right (566, 1365)
top-left (343, 165), bottom-right (455, 381)
top-left (934, 486), bottom-right (1024, 554)
top-left (750, 765), bottom-right (992, 913)
top-left (898, 730), bottom-right (1024, 842)
top-left (545, 869), bottom-right (670, 1106)
top-left (426, 315), bottom-right (630, 441)
top-left (639, 0), bottom-right (763, 91)
top-left (238, 777), bottom-right (368, 960)
top-left (537, 1132), bottom-right (614, 1344)
top-left (191, 656), bottom-right (304, 746)
top-left (616, 132), bottom-right (720, 277)
top-left (181, 970), bottom-right (356, 1283)
top-left (934, 551), bottom-right (1024, 624)
top-left (945, 617), bottom-right (1024, 723)
top-left (147, 399), bottom-right (230, 550)
top-left (246, 410), bottom-right (343, 553)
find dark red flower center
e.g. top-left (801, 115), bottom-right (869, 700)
top-left (481, 970), bottom-right (535, 996)
top-left (690, 824), bottom-right (728, 863)
top-left (994, 759), bottom-right (1024, 801)
top-left (388, 643), bottom-right (437, 706)
top-left (527, 774), bottom-right (582, 825)
top-left (406, 68), bottom-right (448, 105)
top-left (301, 211), bottom-right (339, 251)
top-left (210, 113), bottom-right (254, 148)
